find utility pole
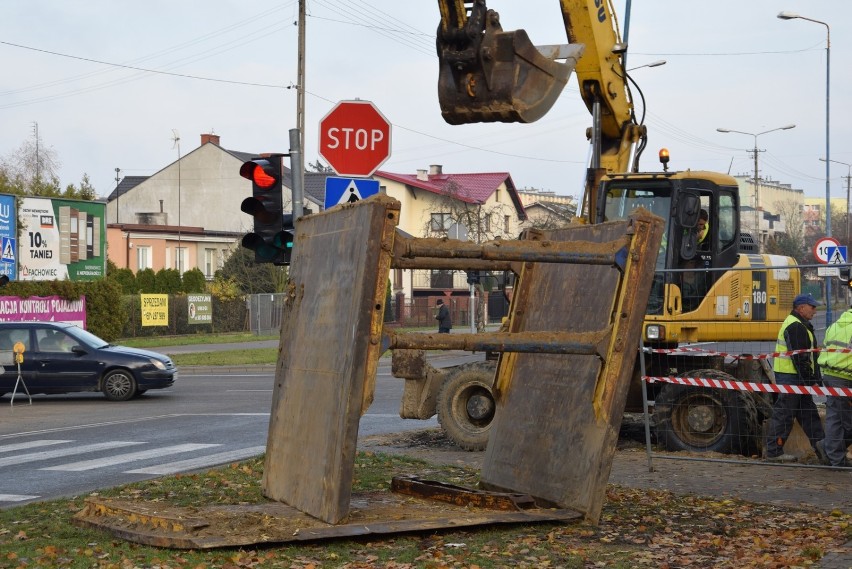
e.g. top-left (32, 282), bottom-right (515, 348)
top-left (115, 168), bottom-right (121, 224)
top-left (749, 145), bottom-right (763, 249)
top-left (296, 0), bottom-right (306, 198)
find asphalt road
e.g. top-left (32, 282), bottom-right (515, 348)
top-left (0, 350), bottom-right (483, 508)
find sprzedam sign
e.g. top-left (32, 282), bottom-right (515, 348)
top-left (141, 294), bottom-right (169, 327)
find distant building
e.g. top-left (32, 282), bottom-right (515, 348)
top-left (106, 133), bottom-right (321, 278)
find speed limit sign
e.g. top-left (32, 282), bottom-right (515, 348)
top-left (814, 236), bottom-right (840, 264)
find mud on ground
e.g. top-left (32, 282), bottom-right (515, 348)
top-left (358, 416), bottom-right (851, 515)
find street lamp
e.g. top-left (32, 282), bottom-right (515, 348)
top-left (716, 125), bottom-right (796, 252)
top-left (627, 60), bottom-right (666, 72)
top-left (778, 10), bottom-right (831, 320)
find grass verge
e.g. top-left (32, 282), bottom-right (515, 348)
top-left (118, 333), bottom-right (278, 349)
top-left (1, 451), bottom-right (849, 569)
top-left (171, 348), bottom-right (278, 367)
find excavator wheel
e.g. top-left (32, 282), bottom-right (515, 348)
top-left (436, 361), bottom-right (498, 451)
top-left (653, 369), bottom-right (761, 455)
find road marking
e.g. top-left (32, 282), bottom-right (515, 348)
top-left (126, 446), bottom-right (267, 475)
top-left (0, 441), bottom-right (143, 468)
top-left (0, 440), bottom-right (72, 454)
top-left (41, 443), bottom-right (220, 472)
top-left (0, 413), bottom-right (270, 439)
top-left (0, 494), bottom-right (39, 502)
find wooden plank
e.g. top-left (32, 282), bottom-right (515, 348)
top-left (481, 211), bottom-right (663, 523)
top-left (262, 195), bottom-right (400, 524)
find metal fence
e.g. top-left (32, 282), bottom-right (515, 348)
top-left (247, 293), bottom-right (287, 335)
top-left (634, 262), bottom-right (852, 471)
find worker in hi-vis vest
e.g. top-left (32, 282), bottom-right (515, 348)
top-left (765, 293), bottom-right (825, 462)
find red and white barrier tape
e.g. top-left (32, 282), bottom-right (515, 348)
top-left (643, 346), bottom-right (852, 359)
top-left (643, 375), bottom-right (852, 397)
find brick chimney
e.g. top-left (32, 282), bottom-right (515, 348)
top-left (429, 164), bottom-right (443, 175)
top-left (200, 133), bottom-right (220, 146)
top-left (416, 169), bottom-right (429, 181)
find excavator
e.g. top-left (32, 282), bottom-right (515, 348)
top-left (418, 0), bottom-right (802, 455)
top-left (68, 0), bottom-right (798, 549)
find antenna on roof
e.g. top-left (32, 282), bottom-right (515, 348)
top-left (171, 129), bottom-right (182, 270)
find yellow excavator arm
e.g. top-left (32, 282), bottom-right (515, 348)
top-left (436, 0), bottom-right (648, 217)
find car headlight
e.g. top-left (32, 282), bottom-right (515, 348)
top-left (149, 358), bottom-right (167, 370)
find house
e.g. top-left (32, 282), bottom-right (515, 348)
top-left (374, 165), bottom-right (526, 303)
top-left (106, 134), bottom-right (321, 277)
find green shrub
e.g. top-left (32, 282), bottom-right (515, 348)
top-left (182, 268), bottom-right (206, 293)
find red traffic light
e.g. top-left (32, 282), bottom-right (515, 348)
top-left (239, 159), bottom-right (279, 189)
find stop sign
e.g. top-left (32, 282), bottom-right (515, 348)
top-left (318, 100), bottom-right (392, 178)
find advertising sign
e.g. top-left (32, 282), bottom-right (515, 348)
top-left (0, 194), bottom-right (16, 281)
top-left (141, 294), bottom-right (169, 327)
top-left (18, 197), bottom-right (107, 281)
top-left (0, 295), bottom-right (86, 328)
top-left (187, 294), bottom-right (212, 325)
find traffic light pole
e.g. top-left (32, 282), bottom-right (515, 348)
top-left (289, 128), bottom-right (304, 219)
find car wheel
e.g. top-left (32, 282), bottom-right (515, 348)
top-left (102, 369), bottom-right (137, 401)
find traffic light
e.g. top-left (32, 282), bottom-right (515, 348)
top-left (239, 155), bottom-right (294, 265)
top-left (466, 270), bottom-right (481, 285)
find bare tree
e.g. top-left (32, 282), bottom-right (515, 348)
top-left (765, 199), bottom-right (806, 262)
top-left (2, 128), bottom-right (61, 190)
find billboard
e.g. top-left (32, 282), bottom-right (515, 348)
top-left (0, 295), bottom-right (86, 328)
top-left (18, 197), bottom-right (106, 281)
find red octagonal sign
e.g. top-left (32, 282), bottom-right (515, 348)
top-left (318, 100), bottom-right (392, 178)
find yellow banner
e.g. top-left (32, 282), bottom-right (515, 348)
top-left (141, 294), bottom-right (169, 327)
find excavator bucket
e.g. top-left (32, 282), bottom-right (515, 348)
top-left (437, 4), bottom-right (584, 124)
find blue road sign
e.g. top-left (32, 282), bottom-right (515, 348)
top-left (324, 177), bottom-right (380, 209)
top-left (827, 245), bottom-right (848, 265)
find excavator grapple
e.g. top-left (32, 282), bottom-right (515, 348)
top-left (437, 0), bottom-right (584, 124)
top-left (74, 195), bottom-right (662, 547)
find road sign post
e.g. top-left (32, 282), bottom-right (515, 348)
top-left (319, 100), bottom-right (392, 178)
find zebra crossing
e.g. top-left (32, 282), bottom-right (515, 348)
top-left (0, 438), bottom-right (266, 504)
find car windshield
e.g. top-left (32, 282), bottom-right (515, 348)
top-left (63, 325), bottom-right (110, 349)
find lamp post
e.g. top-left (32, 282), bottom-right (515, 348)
top-left (716, 125), bottom-right (796, 252)
top-left (627, 59), bottom-right (666, 72)
top-left (778, 10), bottom-right (831, 321)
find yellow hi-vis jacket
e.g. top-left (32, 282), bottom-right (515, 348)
top-left (818, 309), bottom-right (852, 381)
top-left (773, 313), bottom-right (816, 376)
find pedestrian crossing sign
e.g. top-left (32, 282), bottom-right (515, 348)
top-left (826, 245), bottom-right (847, 265)
top-left (324, 177), bottom-right (380, 209)
top-left (1, 237), bottom-right (14, 263)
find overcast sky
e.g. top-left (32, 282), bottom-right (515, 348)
top-left (2, 1), bottom-right (850, 205)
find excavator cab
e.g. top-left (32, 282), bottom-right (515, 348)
top-left (437, 0), bottom-right (584, 124)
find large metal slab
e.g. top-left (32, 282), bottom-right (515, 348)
top-left (72, 493), bottom-right (582, 549)
top-left (262, 195), bottom-right (400, 524)
top-left (481, 211), bottom-right (663, 523)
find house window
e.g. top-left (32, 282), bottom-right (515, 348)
top-left (430, 270), bottom-right (453, 289)
top-left (204, 249), bottom-right (217, 278)
top-left (484, 214), bottom-right (491, 233)
top-left (504, 215), bottom-right (511, 233)
top-left (137, 246), bottom-right (152, 270)
top-left (176, 247), bottom-right (188, 273)
top-left (430, 213), bottom-right (453, 232)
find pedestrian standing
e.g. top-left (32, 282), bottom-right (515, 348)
top-left (436, 299), bottom-right (452, 334)
top-left (765, 293), bottom-right (825, 462)
top-left (816, 308), bottom-right (852, 468)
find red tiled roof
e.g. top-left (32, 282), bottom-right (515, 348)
top-left (376, 171), bottom-right (512, 205)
